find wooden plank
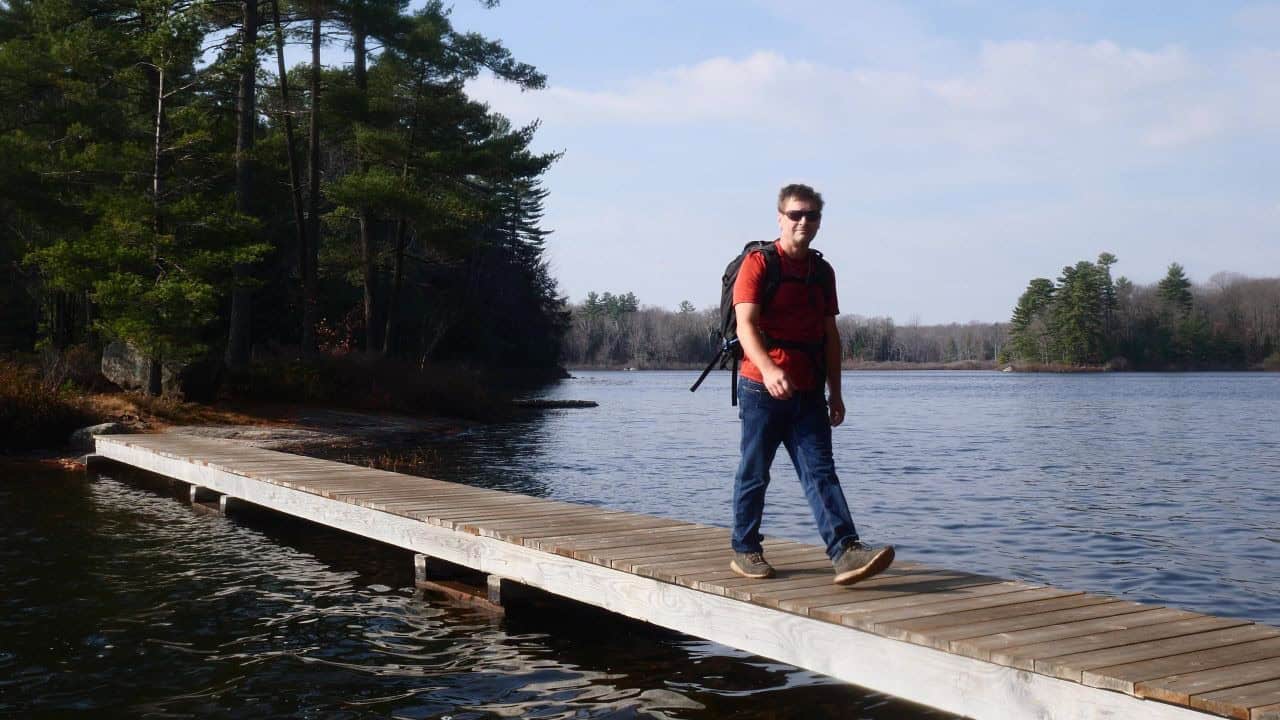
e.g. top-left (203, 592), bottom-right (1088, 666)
top-left (419, 505), bottom-right (616, 532)
top-left (329, 484), bottom-right (468, 499)
top-left (1135, 652), bottom-right (1280, 705)
top-left (646, 552), bottom-right (835, 588)
top-left (295, 477), bottom-right (470, 494)
top-left (990, 616), bottom-right (1247, 671)
top-left (450, 507), bottom-right (631, 532)
top-left (579, 536), bottom-right (732, 567)
top-left (1033, 621), bottom-right (1265, 682)
top-left (386, 491), bottom-right (560, 513)
top-left (1191, 678), bottom-right (1280, 720)
top-left (612, 535), bottom-right (794, 569)
top-left (423, 501), bottom-right (592, 526)
top-left (678, 557), bottom-right (839, 593)
top-left (709, 553), bottom-right (872, 593)
top-left (375, 493), bottom-right (530, 514)
top-left (476, 514), bottom-right (684, 542)
top-left (528, 525), bottom-right (728, 555)
top-left (781, 573), bottom-right (1012, 617)
top-left (1253, 702), bottom-right (1280, 720)
top-left (960, 607), bottom-right (1201, 663)
top-left (616, 543), bottom-right (789, 573)
top-left (846, 587), bottom-right (1084, 633)
top-left (336, 492), bottom-right (503, 509)
top-left (878, 596), bottom-right (1139, 650)
top-left (626, 542), bottom-right (823, 579)
top-left (716, 563), bottom-right (933, 604)
top-left (1084, 636), bottom-right (1280, 695)
top-left (349, 492), bottom-right (515, 511)
top-left (737, 567), bottom-right (991, 606)
top-left (811, 580), bottom-right (1041, 625)
top-left (586, 530), bottom-right (788, 563)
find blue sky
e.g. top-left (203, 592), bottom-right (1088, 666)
top-left (425, 1), bottom-right (1280, 323)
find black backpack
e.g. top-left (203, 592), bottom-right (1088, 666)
top-left (690, 241), bottom-right (832, 404)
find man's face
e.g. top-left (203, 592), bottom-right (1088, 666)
top-left (777, 197), bottom-right (822, 250)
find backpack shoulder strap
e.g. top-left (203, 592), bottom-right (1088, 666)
top-left (808, 249), bottom-right (836, 310)
top-left (756, 242), bottom-right (783, 308)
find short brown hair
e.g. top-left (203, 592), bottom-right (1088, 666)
top-left (777, 183), bottom-right (824, 212)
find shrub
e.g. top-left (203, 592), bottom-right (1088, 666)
top-left (1264, 351), bottom-right (1280, 371)
top-left (0, 360), bottom-right (100, 451)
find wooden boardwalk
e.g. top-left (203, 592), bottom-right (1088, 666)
top-left (93, 433), bottom-right (1280, 720)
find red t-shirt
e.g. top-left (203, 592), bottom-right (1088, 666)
top-left (732, 241), bottom-right (839, 391)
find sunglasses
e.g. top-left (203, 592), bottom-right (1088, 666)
top-left (782, 210), bottom-right (822, 222)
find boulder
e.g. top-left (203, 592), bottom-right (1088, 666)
top-left (69, 422), bottom-right (128, 451)
top-left (100, 341), bottom-right (223, 400)
top-left (101, 341), bottom-right (168, 391)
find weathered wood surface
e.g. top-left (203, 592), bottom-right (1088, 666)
top-left (94, 433), bottom-right (1280, 720)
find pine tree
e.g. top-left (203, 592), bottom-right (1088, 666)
top-left (1006, 278), bottom-right (1055, 363)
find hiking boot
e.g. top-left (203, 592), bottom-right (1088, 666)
top-left (730, 551), bottom-right (776, 579)
top-left (832, 541), bottom-right (895, 585)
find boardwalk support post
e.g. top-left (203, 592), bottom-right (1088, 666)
top-left (190, 485), bottom-right (220, 504)
top-left (413, 553), bottom-right (432, 585)
top-left (219, 495), bottom-right (239, 514)
top-left (486, 574), bottom-right (510, 606)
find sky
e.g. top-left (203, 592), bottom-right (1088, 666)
top-left (421, 0), bottom-right (1279, 323)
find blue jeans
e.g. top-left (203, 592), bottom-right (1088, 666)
top-left (732, 377), bottom-right (859, 560)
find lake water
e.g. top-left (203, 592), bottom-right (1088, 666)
top-left (3, 371), bottom-right (1278, 718)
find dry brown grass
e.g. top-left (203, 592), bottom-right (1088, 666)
top-left (0, 360), bottom-right (102, 451)
top-left (80, 392), bottom-right (282, 431)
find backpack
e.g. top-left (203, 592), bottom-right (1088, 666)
top-left (689, 241), bottom-right (833, 404)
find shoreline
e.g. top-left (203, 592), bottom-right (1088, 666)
top-left (565, 362), bottom-right (1276, 372)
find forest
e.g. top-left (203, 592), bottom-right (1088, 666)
top-left (1004, 255), bottom-right (1280, 369)
top-left (0, 0), bottom-right (567, 402)
top-left (560, 291), bottom-right (1010, 369)
top-left (560, 259), bottom-right (1280, 372)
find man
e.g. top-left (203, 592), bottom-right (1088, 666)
top-left (729, 183), bottom-right (895, 585)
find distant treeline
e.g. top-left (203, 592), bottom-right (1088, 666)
top-left (561, 292), bottom-right (1009, 368)
top-left (1004, 255), bottom-right (1280, 369)
top-left (0, 1), bottom-right (566, 393)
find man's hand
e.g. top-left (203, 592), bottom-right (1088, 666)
top-left (828, 393), bottom-right (846, 427)
top-left (762, 366), bottom-right (794, 400)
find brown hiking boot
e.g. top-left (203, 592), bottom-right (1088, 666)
top-left (832, 542), bottom-right (894, 585)
top-left (730, 551), bottom-right (776, 579)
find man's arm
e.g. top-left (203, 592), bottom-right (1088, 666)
top-left (824, 315), bottom-right (845, 427)
top-left (736, 302), bottom-right (794, 399)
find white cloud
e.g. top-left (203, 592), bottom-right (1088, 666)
top-left (472, 39), bottom-right (1249, 155)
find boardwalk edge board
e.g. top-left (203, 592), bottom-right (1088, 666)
top-left (94, 436), bottom-right (1238, 720)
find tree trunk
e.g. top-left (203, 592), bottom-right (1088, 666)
top-left (226, 0), bottom-right (259, 371)
top-left (383, 214), bottom-right (408, 355)
top-left (383, 77), bottom-right (422, 356)
top-left (152, 65), bottom-right (164, 233)
top-left (352, 19), bottom-right (379, 352)
top-left (302, 0), bottom-right (322, 357)
top-left (147, 355), bottom-right (163, 397)
top-left (270, 0), bottom-right (309, 354)
top-left (149, 61), bottom-right (165, 398)
top-left (359, 214), bottom-right (379, 351)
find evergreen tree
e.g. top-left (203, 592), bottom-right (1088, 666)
top-left (1158, 262), bottom-right (1194, 315)
top-left (1006, 278), bottom-right (1055, 363)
